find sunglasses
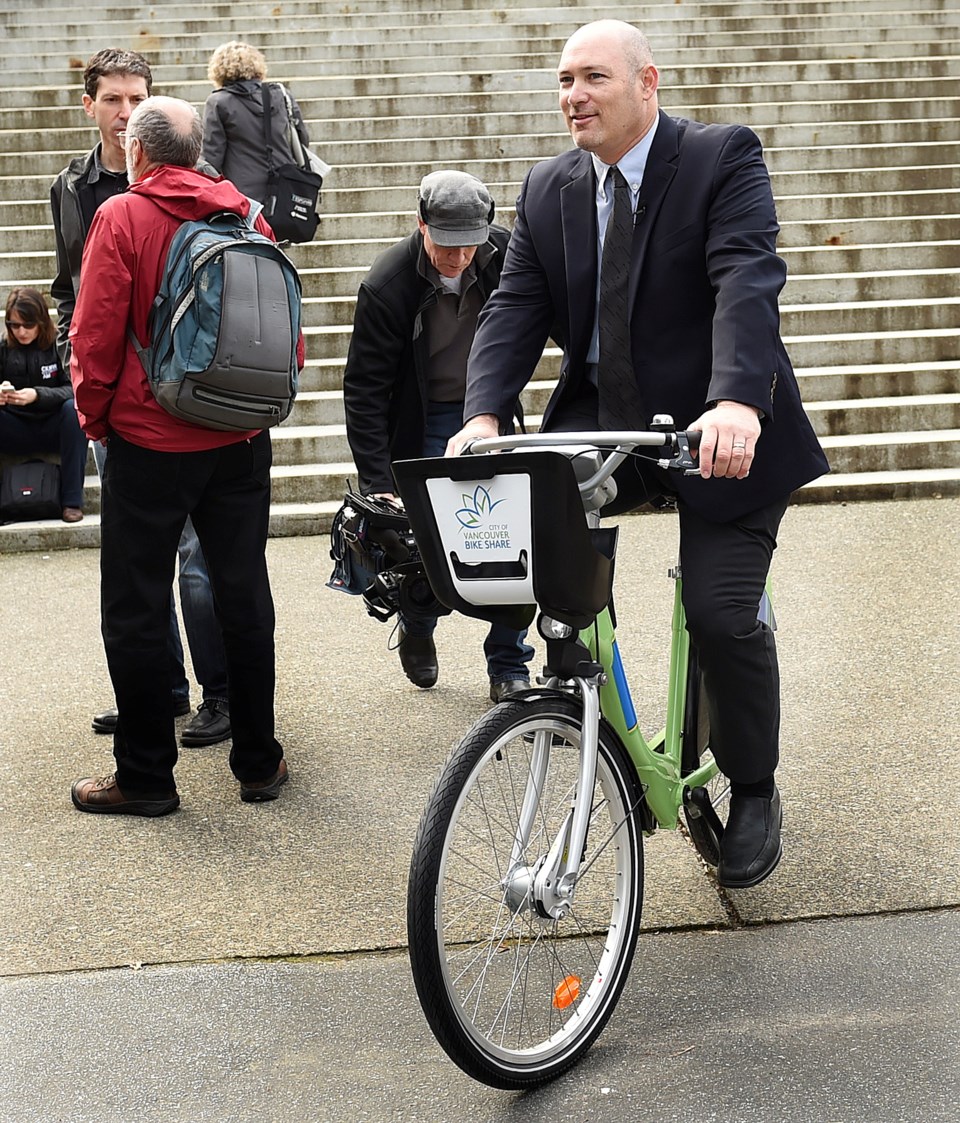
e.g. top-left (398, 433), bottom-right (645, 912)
top-left (5, 321), bottom-right (35, 330)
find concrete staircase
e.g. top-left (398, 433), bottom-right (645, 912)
top-left (1, 0), bottom-right (958, 551)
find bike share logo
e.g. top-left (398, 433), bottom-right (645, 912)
top-left (455, 484), bottom-right (513, 552)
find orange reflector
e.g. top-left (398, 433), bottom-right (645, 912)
top-left (552, 975), bottom-right (582, 1009)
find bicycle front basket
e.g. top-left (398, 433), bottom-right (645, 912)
top-left (393, 451), bottom-right (617, 631)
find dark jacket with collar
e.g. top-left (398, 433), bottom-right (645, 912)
top-left (50, 147), bottom-right (107, 369)
top-left (465, 111), bottom-right (829, 521)
top-left (343, 224), bottom-right (511, 495)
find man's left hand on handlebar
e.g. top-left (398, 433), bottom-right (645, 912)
top-left (445, 413), bottom-right (500, 457)
top-left (688, 400), bottom-right (762, 480)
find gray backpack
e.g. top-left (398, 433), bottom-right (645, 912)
top-left (129, 202), bottom-right (301, 431)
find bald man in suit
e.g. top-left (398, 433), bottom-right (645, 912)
top-left (448, 20), bottom-right (829, 889)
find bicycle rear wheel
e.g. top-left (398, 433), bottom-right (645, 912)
top-left (407, 694), bottom-right (644, 1089)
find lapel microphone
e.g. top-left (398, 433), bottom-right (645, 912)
top-left (634, 204), bottom-right (647, 226)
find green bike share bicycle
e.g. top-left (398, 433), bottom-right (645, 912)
top-left (391, 419), bottom-right (776, 1090)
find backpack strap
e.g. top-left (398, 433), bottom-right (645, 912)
top-left (260, 81), bottom-right (278, 174)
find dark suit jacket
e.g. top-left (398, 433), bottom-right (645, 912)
top-left (464, 111), bottom-right (829, 521)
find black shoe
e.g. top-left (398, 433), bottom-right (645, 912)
top-left (92, 699), bottom-right (191, 734)
top-left (490, 678), bottom-right (530, 704)
top-left (180, 700), bottom-right (231, 747)
top-left (717, 785), bottom-right (783, 889)
top-left (240, 758), bottom-right (288, 803)
top-left (398, 626), bottom-right (438, 688)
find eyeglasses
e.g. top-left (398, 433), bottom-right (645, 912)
top-left (5, 321), bottom-right (34, 330)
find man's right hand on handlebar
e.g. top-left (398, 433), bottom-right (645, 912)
top-left (445, 413), bottom-right (500, 457)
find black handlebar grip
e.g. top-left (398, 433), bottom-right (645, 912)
top-left (683, 429), bottom-right (702, 451)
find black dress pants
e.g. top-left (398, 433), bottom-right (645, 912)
top-left (547, 389), bottom-right (788, 785)
top-left (100, 432), bottom-right (282, 794)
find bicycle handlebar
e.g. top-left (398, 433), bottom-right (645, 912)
top-left (461, 425), bottom-right (702, 506)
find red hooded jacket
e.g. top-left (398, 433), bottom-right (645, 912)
top-left (69, 164), bottom-right (304, 450)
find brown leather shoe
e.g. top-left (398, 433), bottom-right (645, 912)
top-left (61, 507), bottom-right (83, 523)
top-left (71, 773), bottom-right (179, 817)
top-left (239, 758), bottom-right (288, 803)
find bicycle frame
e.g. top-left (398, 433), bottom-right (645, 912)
top-left (583, 578), bottom-right (718, 830)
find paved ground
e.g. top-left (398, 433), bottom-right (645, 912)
top-left (2, 497), bottom-right (958, 1121)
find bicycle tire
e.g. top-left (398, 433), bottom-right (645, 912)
top-left (407, 694), bottom-right (644, 1089)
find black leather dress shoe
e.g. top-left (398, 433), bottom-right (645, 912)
top-left (398, 627), bottom-right (438, 688)
top-left (180, 699), bottom-right (231, 747)
top-left (92, 699), bottom-right (191, 734)
top-left (489, 678), bottom-right (530, 703)
top-left (717, 786), bottom-right (783, 889)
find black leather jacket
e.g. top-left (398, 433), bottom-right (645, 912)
top-left (342, 225), bottom-right (511, 495)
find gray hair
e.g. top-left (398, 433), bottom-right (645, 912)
top-left (128, 103), bottom-right (202, 169)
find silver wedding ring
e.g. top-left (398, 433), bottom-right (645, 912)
top-left (733, 442), bottom-right (746, 449)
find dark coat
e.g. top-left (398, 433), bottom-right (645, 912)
top-left (201, 80), bottom-right (310, 204)
top-left (49, 148), bottom-right (102, 369)
top-left (465, 111), bottom-right (829, 521)
top-left (0, 340), bottom-right (72, 421)
top-left (343, 225), bottom-right (511, 495)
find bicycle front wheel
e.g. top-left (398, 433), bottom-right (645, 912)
top-left (407, 694), bottom-right (644, 1089)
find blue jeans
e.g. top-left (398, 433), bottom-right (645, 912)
top-left (93, 440), bottom-right (228, 704)
top-left (401, 400), bottom-right (534, 683)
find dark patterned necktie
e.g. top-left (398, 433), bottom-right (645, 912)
top-left (597, 166), bottom-right (644, 429)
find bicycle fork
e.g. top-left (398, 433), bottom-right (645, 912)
top-left (504, 675), bottom-right (602, 923)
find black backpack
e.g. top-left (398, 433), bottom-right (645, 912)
top-left (0, 460), bottom-right (61, 522)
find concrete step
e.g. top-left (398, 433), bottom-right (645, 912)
top-left (6, 46), bottom-right (959, 107)
top-left (296, 304), bottom-right (960, 363)
top-left (288, 266), bottom-right (959, 328)
top-left (796, 466), bottom-right (960, 503)
top-left (5, 76), bottom-right (958, 138)
top-left (6, 102), bottom-right (959, 161)
top-left (5, 152), bottom-right (957, 205)
top-left (6, 190), bottom-right (957, 258)
top-left (819, 428), bottom-right (960, 473)
top-left (292, 268), bottom-right (960, 329)
top-left (0, 0), bottom-right (952, 16)
top-left (4, 160), bottom-right (956, 217)
top-left (6, 123), bottom-right (957, 180)
top-left (6, 232), bottom-right (959, 294)
top-left (2, 9), bottom-right (954, 60)
top-left (518, 366), bottom-right (960, 420)
top-left (806, 394), bottom-right (960, 437)
top-left (1, 0), bottom-right (952, 26)
top-left (1, 12), bottom-right (953, 69)
top-left (4, 56), bottom-right (959, 120)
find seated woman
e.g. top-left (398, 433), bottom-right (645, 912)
top-left (0, 287), bottom-right (88, 522)
top-left (201, 40), bottom-right (312, 205)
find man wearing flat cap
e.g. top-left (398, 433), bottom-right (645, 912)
top-left (343, 170), bottom-right (533, 700)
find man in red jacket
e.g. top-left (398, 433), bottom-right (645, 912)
top-left (69, 96), bottom-right (292, 816)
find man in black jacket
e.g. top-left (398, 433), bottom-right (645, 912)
top-left (343, 171), bottom-right (533, 701)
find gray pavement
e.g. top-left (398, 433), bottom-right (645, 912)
top-left (2, 497), bottom-right (959, 1121)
